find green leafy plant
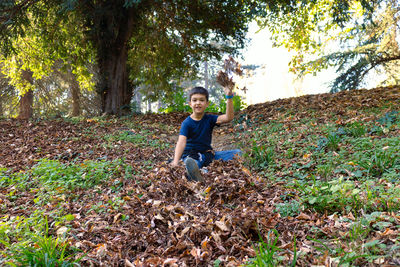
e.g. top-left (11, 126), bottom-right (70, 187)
top-left (316, 131), bottom-right (342, 151)
top-left (9, 233), bottom-right (75, 267)
top-left (0, 214), bottom-right (79, 266)
top-left (104, 130), bottom-right (168, 149)
top-left (301, 178), bottom-right (362, 213)
top-left (246, 141), bottom-right (275, 170)
top-left (347, 220), bottom-right (370, 243)
top-left (275, 200), bottom-right (302, 217)
top-left (28, 159), bottom-right (127, 199)
top-left (358, 150), bottom-right (397, 177)
top-left (247, 229), bottom-right (284, 267)
top-left (326, 132), bottom-right (341, 151)
top-left (377, 111), bottom-right (399, 128)
top-left (159, 86), bottom-right (191, 113)
top-left (345, 122), bottom-right (367, 137)
top-left (316, 162), bottom-right (335, 181)
top-left (209, 95), bottom-right (247, 113)
top-left (0, 168), bottom-right (33, 190)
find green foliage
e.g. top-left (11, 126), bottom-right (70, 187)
top-left (357, 150), bottom-right (398, 177)
top-left (0, 211), bottom-right (78, 266)
top-left (312, 212), bottom-right (398, 266)
top-left (31, 159), bottom-right (124, 191)
top-left (8, 232), bottom-right (72, 266)
top-left (299, 177), bottom-right (400, 214)
top-left (104, 130), bottom-right (169, 149)
top-left (236, 105), bottom-right (400, 218)
top-left (247, 229), bottom-right (297, 267)
top-left (275, 200), bottom-right (302, 217)
top-left (0, 168), bottom-right (30, 188)
top-left (316, 161), bottom-right (335, 180)
top-left (245, 141), bottom-right (275, 171)
top-left (212, 95), bottom-right (247, 113)
top-left (377, 110), bottom-right (399, 128)
top-left (247, 229), bottom-right (284, 267)
top-left (258, 0), bottom-right (398, 92)
top-left (159, 87), bottom-right (191, 113)
top-left (1, 0), bottom-right (268, 115)
top-left (316, 131), bottom-right (342, 151)
top-left (344, 122), bottom-right (366, 137)
top-left (0, 158), bottom-right (129, 264)
top-left (158, 86), bottom-right (246, 114)
top-left (302, 177), bottom-right (363, 213)
top-left (0, 2), bottom-right (96, 117)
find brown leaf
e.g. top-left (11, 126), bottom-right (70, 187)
top-left (215, 220), bottom-right (230, 232)
top-left (296, 212), bottom-right (311, 220)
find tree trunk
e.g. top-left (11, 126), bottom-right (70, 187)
top-left (0, 96), bottom-right (3, 117)
top-left (18, 89), bottom-right (33, 119)
top-left (134, 89), bottom-right (142, 113)
top-left (70, 72), bottom-right (81, 116)
top-left (96, 9), bottom-right (136, 116)
top-left (18, 70), bottom-right (34, 119)
top-left (204, 61), bottom-right (209, 90)
top-left (99, 47), bottom-right (132, 115)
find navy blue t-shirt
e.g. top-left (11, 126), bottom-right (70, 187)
top-left (179, 114), bottom-right (219, 154)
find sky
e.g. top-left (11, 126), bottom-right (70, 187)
top-left (238, 22), bottom-right (335, 105)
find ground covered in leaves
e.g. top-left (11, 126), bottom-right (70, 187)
top-left (1, 86), bottom-right (400, 266)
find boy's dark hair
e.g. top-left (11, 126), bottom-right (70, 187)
top-left (189, 86), bottom-right (209, 101)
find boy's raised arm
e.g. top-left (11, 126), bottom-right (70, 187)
top-left (171, 135), bottom-right (187, 167)
top-left (216, 86), bottom-right (234, 124)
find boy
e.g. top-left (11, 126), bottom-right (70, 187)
top-left (171, 86), bottom-right (241, 181)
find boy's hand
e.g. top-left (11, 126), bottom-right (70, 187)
top-left (170, 161), bottom-right (179, 167)
top-left (224, 86), bottom-right (233, 96)
top-left (216, 71), bottom-right (234, 92)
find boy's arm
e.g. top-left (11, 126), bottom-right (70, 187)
top-left (171, 135), bottom-right (187, 167)
top-left (216, 86), bottom-right (234, 124)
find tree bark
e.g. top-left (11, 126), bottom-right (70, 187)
top-left (70, 72), bottom-right (81, 116)
top-left (96, 8), bottom-right (136, 116)
top-left (18, 70), bottom-right (34, 119)
top-left (204, 61), bottom-right (209, 90)
top-left (0, 96), bottom-right (3, 117)
top-left (18, 89), bottom-right (33, 119)
top-left (134, 89), bottom-right (142, 113)
top-left (99, 47), bottom-right (132, 115)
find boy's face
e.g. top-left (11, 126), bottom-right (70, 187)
top-left (189, 93), bottom-right (209, 114)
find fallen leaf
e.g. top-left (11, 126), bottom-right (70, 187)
top-left (56, 226), bottom-right (68, 236)
top-left (296, 212), bottom-right (311, 220)
top-left (215, 220), bottom-right (230, 232)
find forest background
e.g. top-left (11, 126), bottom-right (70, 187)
top-left (1, 0), bottom-right (399, 118)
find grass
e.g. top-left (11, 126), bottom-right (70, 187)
top-left (0, 213), bottom-right (78, 266)
top-left (0, 158), bottom-right (132, 265)
top-left (240, 108), bottom-right (400, 265)
top-left (247, 229), bottom-right (297, 267)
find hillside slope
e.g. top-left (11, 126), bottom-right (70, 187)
top-left (0, 86), bottom-right (399, 266)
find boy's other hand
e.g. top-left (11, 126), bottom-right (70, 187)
top-left (170, 161), bottom-right (179, 167)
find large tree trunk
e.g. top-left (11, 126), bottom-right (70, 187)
top-left (99, 46), bottom-right (132, 115)
top-left (18, 89), bottom-right (33, 119)
top-left (96, 8), bottom-right (136, 116)
top-left (18, 70), bottom-right (34, 119)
